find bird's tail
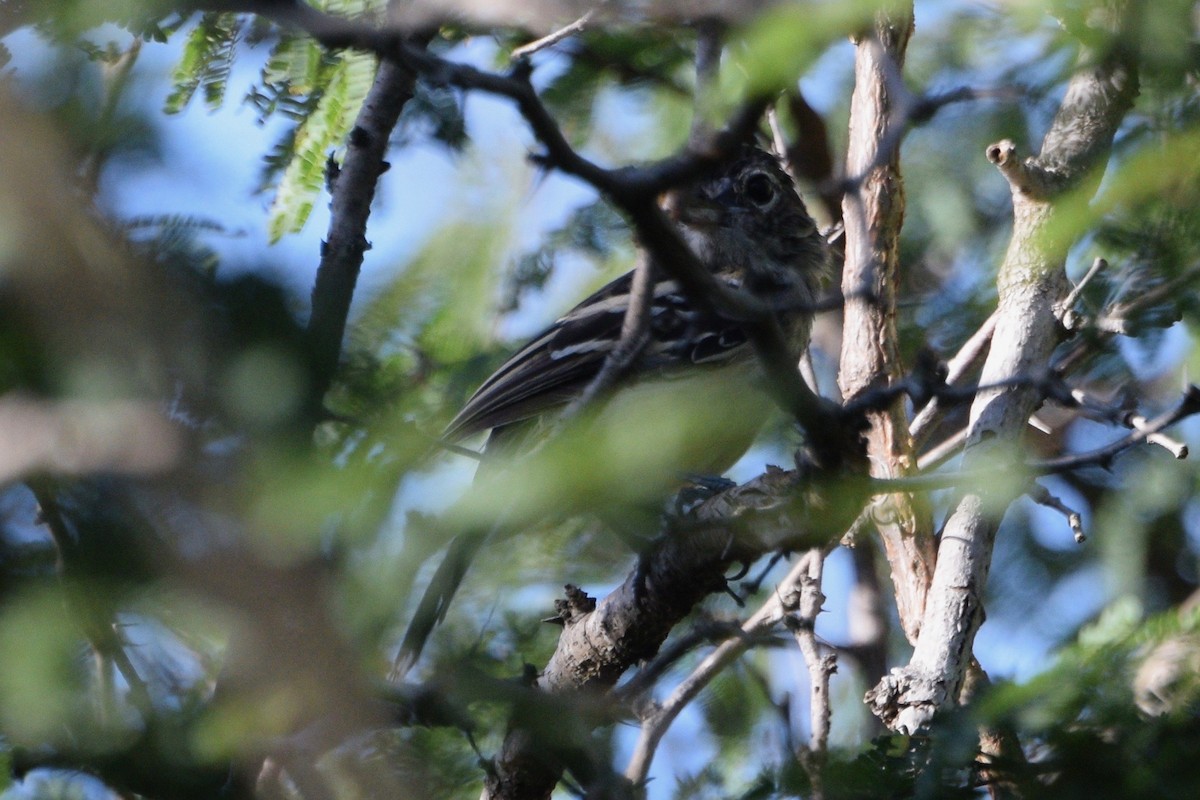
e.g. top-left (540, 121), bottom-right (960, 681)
top-left (390, 527), bottom-right (489, 681)
top-left (393, 423), bottom-right (535, 681)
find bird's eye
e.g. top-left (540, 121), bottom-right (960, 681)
top-left (742, 172), bottom-right (777, 207)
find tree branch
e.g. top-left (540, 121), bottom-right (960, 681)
top-left (867, 6), bottom-right (1139, 734)
top-left (837, 4), bottom-right (935, 645)
top-left (485, 469), bottom-right (864, 798)
top-left (791, 550), bottom-right (836, 800)
top-left (622, 547), bottom-right (826, 787)
top-left (307, 53), bottom-right (422, 406)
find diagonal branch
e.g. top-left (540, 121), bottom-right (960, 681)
top-left (623, 547), bottom-right (828, 787)
top-left (307, 54), bottom-right (423, 404)
top-left (484, 469), bottom-right (864, 799)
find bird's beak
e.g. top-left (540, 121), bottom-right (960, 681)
top-left (662, 187), bottom-right (722, 228)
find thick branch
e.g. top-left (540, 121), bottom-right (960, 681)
top-left (837, 4), bottom-right (934, 644)
top-left (485, 469), bottom-right (863, 799)
top-left (307, 55), bottom-right (421, 405)
top-left (868, 10), bottom-right (1138, 733)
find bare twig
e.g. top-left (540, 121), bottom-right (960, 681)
top-left (910, 311), bottom-right (999, 447)
top-left (1051, 260), bottom-right (1200, 376)
top-left (790, 550), bottom-right (835, 799)
top-left (1032, 385), bottom-right (1199, 473)
top-left (1062, 386), bottom-right (1189, 459)
top-left (1094, 263), bottom-right (1200, 334)
top-left (1055, 256), bottom-right (1109, 330)
top-left (872, 385), bottom-right (1200, 497)
top-left (614, 618), bottom-right (767, 703)
top-left (624, 549), bottom-right (826, 786)
top-left (1028, 482), bottom-right (1087, 543)
top-left (917, 427), bottom-right (968, 471)
top-left (510, 10), bottom-right (594, 60)
top-left (1129, 413), bottom-right (1188, 458)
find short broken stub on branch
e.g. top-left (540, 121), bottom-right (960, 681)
top-left (865, 667), bottom-right (953, 734)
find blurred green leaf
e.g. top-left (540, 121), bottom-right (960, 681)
top-left (351, 213), bottom-right (513, 368)
top-left (267, 49), bottom-right (377, 240)
top-left (729, 0), bottom-right (886, 98)
top-left (0, 588), bottom-right (82, 745)
top-left (164, 12), bottom-right (241, 114)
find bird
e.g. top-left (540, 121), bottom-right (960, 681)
top-left (392, 145), bottom-right (828, 679)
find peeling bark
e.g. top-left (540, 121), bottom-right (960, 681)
top-left (837, 3), bottom-right (935, 645)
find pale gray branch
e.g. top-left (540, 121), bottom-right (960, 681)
top-left (510, 9), bottom-right (594, 59)
top-left (791, 550), bottom-right (835, 800)
top-left (623, 549), bottom-right (824, 787)
top-left (868, 5), bottom-right (1139, 733)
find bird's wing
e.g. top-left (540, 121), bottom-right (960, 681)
top-left (443, 269), bottom-right (752, 441)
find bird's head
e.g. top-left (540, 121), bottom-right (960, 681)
top-left (666, 147), bottom-right (829, 301)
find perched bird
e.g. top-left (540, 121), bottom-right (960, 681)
top-left (393, 146), bottom-right (828, 678)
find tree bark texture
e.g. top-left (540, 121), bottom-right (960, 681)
top-left (866, 13), bottom-right (1139, 733)
top-left (484, 470), bottom-right (861, 799)
top-left (837, 3), bottom-right (935, 645)
top-left (307, 56), bottom-right (421, 402)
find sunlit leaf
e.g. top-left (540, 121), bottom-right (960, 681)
top-left (728, 0), bottom-right (887, 98)
top-left (164, 12), bottom-right (241, 114)
top-left (267, 49), bottom-right (378, 240)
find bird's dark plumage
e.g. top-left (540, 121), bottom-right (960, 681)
top-left (393, 147), bottom-right (828, 679)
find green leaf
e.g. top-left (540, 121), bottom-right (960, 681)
top-left (353, 218), bottom-right (511, 362)
top-left (0, 589), bottom-right (82, 745)
top-left (0, 743), bottom-right (10, 794)
top-left (261, 32), bottom-right (327, 101)
top-left (164, 12), bottom-right (241, 114)
top-left (267, 50), bottom-right (378, 241)
top-left (729, 0), bottom-right (889, 97)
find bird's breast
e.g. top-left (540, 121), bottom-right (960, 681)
top-left (588, 358), bottom-right (776, 480)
